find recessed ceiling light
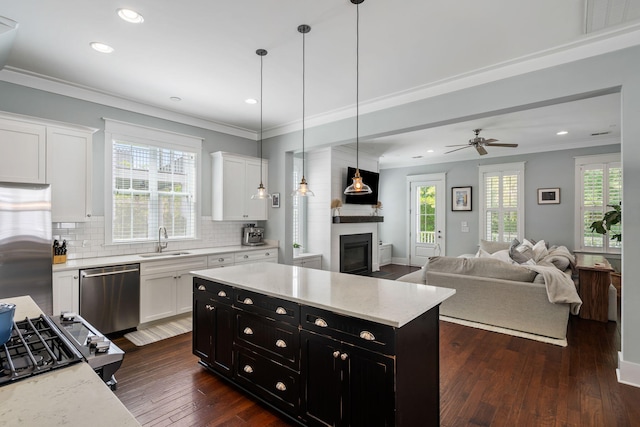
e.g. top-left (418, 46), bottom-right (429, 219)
top-left (427, 149), bottom-right (434, 153)
top-left (90, 42), bottom-right (114, 53)
top-left (556, 130), bottom-right (569, 135)
top-left (170, 96), bottom-right (182, 102)
top-left (117, 8), bottom-right (144, 24)
top-left (245, 98), bottom-right (258, 105)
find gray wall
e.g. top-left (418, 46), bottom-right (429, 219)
top-left (379, 144), bottom-right (621, 259)
top-left (0, 81), bottom-right (257, 217)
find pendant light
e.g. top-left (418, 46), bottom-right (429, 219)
top-left (292, 24), bottom-right (315, 197)
top-left (251, 48), bottom-right (272, 200)
top-left (344, 0), bottom-right (372, 196)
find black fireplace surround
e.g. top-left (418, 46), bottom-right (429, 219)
top-left (340, 233), bottom-right (372, 275)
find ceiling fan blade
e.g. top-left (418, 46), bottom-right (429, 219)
top-left (445, 144), bottom-right (470, 147)
top-left (476, 145), bottom-right (488, 155)
top-left (483, 138), bottom-right (498, 143)
top-left (444, 146), bottom-right (472, 154)
top-left (485, 143), bottom-right (519, 148)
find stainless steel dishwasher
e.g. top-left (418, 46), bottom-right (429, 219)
top-left (79, 264), bottom-right (140, 334)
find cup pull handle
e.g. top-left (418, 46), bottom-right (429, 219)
top-left (275, 307), bottom-right (287, 315)
top-left (197, 285), bottom-right (206, 291)
top-left (275, 339), bottom-right (287, 348)
top-left (243, 365), bottom-right (253, 374)
top-left (275, 382), bottom-right (287, 392)
top-left (243, 327), bottom-right (254, 335)
top-left (218, 290), bottom-right (227, 297)
top-left (314, 318), bottom-right (328, 328)
top-left (243, 297), bottom-right (254, 305)
top-left (359, 331), bottom-right (376, 341)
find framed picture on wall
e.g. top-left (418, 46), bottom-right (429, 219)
top-left (452, 186), bottom-right (472, 211)
top-left (538, 188), bottom-right (560, 204)
top-left (271, 192), bottom-right (280, 208)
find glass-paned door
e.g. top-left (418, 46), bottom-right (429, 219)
top-left (409, 176), bottom-right (445, 267)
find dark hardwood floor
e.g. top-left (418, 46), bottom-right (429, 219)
top-left (112, 265), bottom-right (640, 427)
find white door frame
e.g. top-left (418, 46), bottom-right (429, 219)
top-left (406, 173), bottom-right (446, 267)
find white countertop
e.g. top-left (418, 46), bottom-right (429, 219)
top-left (53, 243), bottom-right (279, 272)
top-left (0, 296), bottom-right (140, 426)
top-left (192, 263), bottom-right (455, 328)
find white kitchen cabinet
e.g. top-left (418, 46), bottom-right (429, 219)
top-left (52, 270), bottom-right (80, 315)
top-left (211, 151), bottom-right (268, 221)
top-left (0, 116), bottom-right (46, 183)
top-left (379, 244), bottom-right (392, 266)
top-left (207, 252), bottom-right (235, 268)
top-left (46, 126), bottom-right (94, 222)
top-left (140, 256), bottom-right (207, 324)
top-left (293, 254), bottom-right (322, 270)
top-left (0, 112), bottom-right (96, 222)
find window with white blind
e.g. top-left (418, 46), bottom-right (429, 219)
top-left (575, 153), bottom-right (621, 253)
top-left (479, 162), bottom-right (525, 243)
top-left (104, 120), bottom-right (201, 245)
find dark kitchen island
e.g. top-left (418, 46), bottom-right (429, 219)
top-left (191, 262), bottom-right (455, 426)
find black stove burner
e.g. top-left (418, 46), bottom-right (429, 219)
top-left (0, 315), bottom-right (83, 386)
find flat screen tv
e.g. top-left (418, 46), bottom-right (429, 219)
top-left (344, 167), bottom-right (380, 205)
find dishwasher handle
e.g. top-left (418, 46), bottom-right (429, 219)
top-left (81, 268), bottom-right (140, 278)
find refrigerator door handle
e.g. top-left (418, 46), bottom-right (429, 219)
top-left (81, 268), bottom-right (140, 278)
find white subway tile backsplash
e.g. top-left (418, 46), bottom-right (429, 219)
top-left (52, 216), bottom-right (245, 260)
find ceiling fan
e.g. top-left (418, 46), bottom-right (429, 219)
top-left (445, 129), bottom-right (518, 156)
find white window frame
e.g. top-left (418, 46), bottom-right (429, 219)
top-left (478, 162), bottom-right (525, 243)
top-left (104, 119), bottom-right (202, 245)
top-left (574, 153), bottom-right (621, 254)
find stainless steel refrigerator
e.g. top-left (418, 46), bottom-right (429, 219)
top-left (0, 182), bottom-right (53, 314)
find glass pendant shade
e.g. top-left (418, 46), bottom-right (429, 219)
top-left (344, 169), bottom-right (372, 195)
top-left (292, 176), bottom-right (315, 197)
top-left (251, 182), bottom-right (270, 199)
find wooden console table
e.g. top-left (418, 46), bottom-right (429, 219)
top-left (575, 254), bottom-right (614, 322)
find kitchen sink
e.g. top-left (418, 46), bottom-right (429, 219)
top-left (138, 251), bottom-right (191, 258)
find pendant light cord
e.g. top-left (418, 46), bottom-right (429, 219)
top-left (302, 28), bottom-right (306, 179)
top-left (356, 1), bottom-right (360, 170)
top-left (259, 52), bottom-right (264, 184)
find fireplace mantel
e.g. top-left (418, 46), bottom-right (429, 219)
top-left (332, 216), bottom-right (383, 223)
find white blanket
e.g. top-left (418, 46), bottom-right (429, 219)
top-left (524, 264), bottom-right (582, 315)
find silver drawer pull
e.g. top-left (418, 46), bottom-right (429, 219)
top-left (275, 339), bottom-right (287, 348)
top-left (244, 255), bottom-right (249, 259)
top-left (243, 327), bottom-right (254, 335)
top-left (243, 297), bottom-right (254, 305)
top-left (359, 331), bottom-right (376, 341)
top-left (314, 318), bottom-right (328, 328)
top-left (198, 285), bottom-right (206, 291)
top-left (275, 382), bottom-right (287, 392)
top-left (275, 307), bottom-right (287, 315)
top-left (265, 252), bottom-right (270, 256)
top-left (218, 257), bottom-right (224, 262)
top-left (333, 351), bottom-right (340, 359)
top-left (218, 290), bottom-right (227, 297)
top-left (243, 365), bottom-right (253, 374)
top-left (340, 353), bottom-right (348, 361)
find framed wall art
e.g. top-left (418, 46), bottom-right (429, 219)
top-left (452, 186), bottom-right (472, 211)
top-left (271, 192), bottom-right (280, 208)
top-left (538, 188), bottom-right (560, 204)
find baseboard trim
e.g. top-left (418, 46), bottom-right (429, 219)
top-left (391, 257), bottom-right (409, 265)
top-left (617, 351), bottom-right (640, 388)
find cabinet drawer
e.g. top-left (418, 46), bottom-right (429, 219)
top-left (194, 278), bottom-right (233, 304)
top-left (141, 256), bottom-right (207, 276)
top-left (234, 348), bottom-right (299, 412)
top-left (234, 289), bottom-right (299, 325)
top-left (301, 306), bottom-right (396, 355)
top-left (236, 312), bottom-right (299, 369)
top-left (207, 253), bottom-right (235, 268)
top-left (234, 249), bottom-right (277, 264)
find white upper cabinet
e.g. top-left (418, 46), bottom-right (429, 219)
top-left (47, 126), bottom-right (93, 222)
top-left (211, 151), bottom-right (268, 221)
top-left (0, 112), bottom-right (96, 222)
top-left (0, 117), bottom-right (46, 183)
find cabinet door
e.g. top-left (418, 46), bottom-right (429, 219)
top-left (221, 156), bottom-right (246, 220)
top-left (343, 343), bottom-right (395, 427)
top-left (301, 331), bottom-right (342, 426)
top-left (140, 272), bottom-right (176, 323)
top-left (52, 270), bottom-right (80, 314)
top-left (176, 272), bottom-right (195, 314)
top-left (193, 293), bottom-right (234, 376)
top-left (46, 126), bottom-right (92, 222)
top-left (245, 158), bottom-right (268, 220)
top-left (0, 118), bottom-right (46, 183)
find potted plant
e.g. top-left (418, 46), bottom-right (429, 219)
top-left (372, 201), bottom-right (383, 216)
top-left (293, 242), bottom-right (301, 257)
top-left (330, 198), bottom-right (342, 217)
top-left (590, 201), bottom-right (622, 242)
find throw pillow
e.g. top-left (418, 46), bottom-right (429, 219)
top-left (531, 239), bottom-right (548, 262)
top-left (479, 239), bottom-right (511, 254)
top-left (509, 239), bottom-right (535, 264)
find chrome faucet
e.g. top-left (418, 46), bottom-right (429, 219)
top-left (157, 226), bottom-right (168, 252)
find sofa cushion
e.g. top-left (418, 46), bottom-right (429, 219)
top-left (477, 248), bottom-right (514, 264)
top-left (424, 256), bottom-right (538, 283)
top-left (479, 239), bottom-right (511, 254)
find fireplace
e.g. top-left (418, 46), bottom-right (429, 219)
top-left (340, 233), bottom-right (372, 275)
